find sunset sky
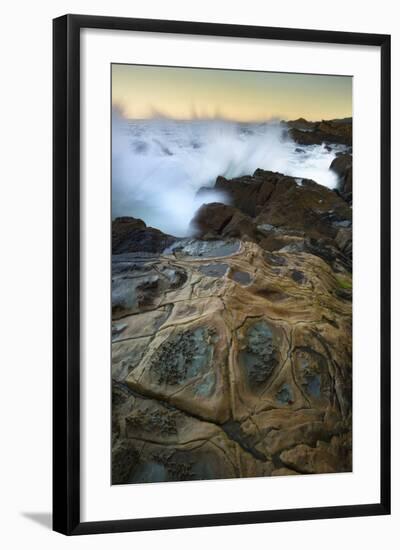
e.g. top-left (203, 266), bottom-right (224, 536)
top-left (112, 64), bottom-right (352, 122)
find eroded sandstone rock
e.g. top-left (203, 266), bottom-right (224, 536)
top-left (112, 235), bottom-right (351, 481)
top-left (112, 165), bottom-right (352, 483)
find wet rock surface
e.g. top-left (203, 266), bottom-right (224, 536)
top-left (193, 169), bottom-right (352, 272)
top-left (112, 162), bottom-right (352, 484)
top-left (113, 216), bottom-right (176, 254)
top-left (330, 153), bottom-right (353, 203)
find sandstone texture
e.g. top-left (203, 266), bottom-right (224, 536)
top-left (112, 166), bottom-right (352, 484)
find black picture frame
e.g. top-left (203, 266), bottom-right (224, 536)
top-left (53, 14), bottom-right (391, 535)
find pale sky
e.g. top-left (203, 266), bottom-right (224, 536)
top-left (112, 63), bottom-right (352, 122)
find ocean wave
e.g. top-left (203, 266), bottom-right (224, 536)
top-left (112, 112), bottom-right (343, 236)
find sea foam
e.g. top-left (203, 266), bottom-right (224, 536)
top-left (112, 112), bottom-right (343, 236)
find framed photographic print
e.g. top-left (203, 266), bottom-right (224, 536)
top-left (53, 14), bottom-right (391, 535)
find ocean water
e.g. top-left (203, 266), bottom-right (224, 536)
top-left (112, 114), bottom-right (346, 237)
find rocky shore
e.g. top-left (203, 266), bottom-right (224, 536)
top-left (286, 117), bottom-right (352, 147)
top-left (111, 122), bottom-right (352, 484)
top-left (285, 117), bottom-right (353, 204)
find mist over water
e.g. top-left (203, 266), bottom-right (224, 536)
top-left (112, 112), bottom-right (343, 237)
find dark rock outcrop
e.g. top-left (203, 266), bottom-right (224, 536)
top-left (192, 202), bottom-right (257, 241)
top-left (288, 118), bottom-right (352, 146)
top-left (330, 153), bottom-right (353, 202)
top-left (112, 216), bottom-right (176, 254)
top-left (193, 169), bottom-right (352, 270)
top-left (286, 117), bottom-right (316, 131)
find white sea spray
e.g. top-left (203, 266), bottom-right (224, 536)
top-left (112, 111), bottom-right (342, 236)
